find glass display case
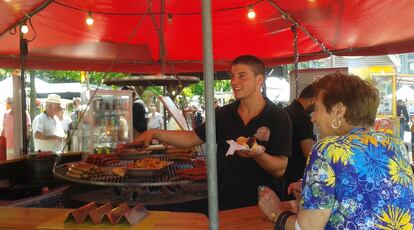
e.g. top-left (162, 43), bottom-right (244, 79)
top-left (82, 90), bottom-right (133, 153)
top-left (372, 74), bottom-right (399, 136)
top-left (372, 74), bottom-right (396, 117)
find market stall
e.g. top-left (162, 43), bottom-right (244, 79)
top-left (2, 1), bottom-right (414, 229)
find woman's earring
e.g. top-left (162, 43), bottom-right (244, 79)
top-left (331, 118), bottom-right (341, 129)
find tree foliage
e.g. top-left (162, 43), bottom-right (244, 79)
top-left (146, 86), bottom-right (163, 95)
top-left (183, 80), bottom-right (231, 98)
top-left (0, 68), bottom-right (13, 80)
top-left (0, 68), bottom-right (128, 85)
top-left (0, 68), bottom-right (232, 102)
top-left (28, 70), bottom-right (128, 85)
top-left (179, 80), bottom-right (231, 105)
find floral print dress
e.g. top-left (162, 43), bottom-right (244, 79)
top-left (300, 127), bottom-right (414, 229)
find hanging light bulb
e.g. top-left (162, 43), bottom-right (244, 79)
top-left (247, 6), bottom-right (256, 19)
top-left (86, 12), bottom-right (94, 25)
top-left (168, 14), bottom-right (172, 24)
top-left (20, 22), bottom-right (29, 34)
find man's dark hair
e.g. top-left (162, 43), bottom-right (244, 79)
top-left (194, 111), bottom-right (203, 127)
top-left (121, 85), bottom-right (137, 99)
top-left (299, 83), bottom-right (317, 99)
top-left (231, 55), bottom-right (265, 76)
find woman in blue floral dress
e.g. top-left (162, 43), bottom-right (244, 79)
top-left (259, 73), bottom-right (414, 229)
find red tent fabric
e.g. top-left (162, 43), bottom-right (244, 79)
top-left (0, 0), bottom-right (414, 73)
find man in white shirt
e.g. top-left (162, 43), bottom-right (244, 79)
top-left (147, 106), bottom-right (163, 130)
top-left (57, 107), bottom-right (72, 133)
top-left (32, 94), bottom-right (65, 153)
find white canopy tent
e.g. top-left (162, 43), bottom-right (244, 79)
top-left (0, 77), bottom-right (111, 101)
top-left (266, 77), bottom-right (290, 102)
top-left (396, 85), bottom-right (414, 101)
top-left (386, 85), bottom-right (414, 100)
top-left (0, 77), bottom-right (49, 99)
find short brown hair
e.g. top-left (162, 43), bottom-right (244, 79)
top-left (231, 55), bottom-right (265, 76)
top-left (299, 83), bottom-right (318, 99)
top-left (314, 72), bottom-right (379, 126)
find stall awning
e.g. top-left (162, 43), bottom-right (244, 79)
top-left (1, 0), bottom-right (414, 73)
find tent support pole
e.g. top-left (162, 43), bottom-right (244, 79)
top-left (163, 86), bottom-right (167, 130)
top-left (160, 0), bottom-right (166, 74)
top-left (292, 25), bottom-right (299, 99)
top-left (19, 36), bottom-right (28, 155)
top-left (202, 0), bottom-right (219, 229)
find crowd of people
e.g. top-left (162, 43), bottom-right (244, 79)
top-left (0, 87), bottom-right (164, 155)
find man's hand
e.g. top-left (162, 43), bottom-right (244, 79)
top-left (134, 130), bottom-right (156, 146)
top-left (236, 145), bottom-right (265, 159)
top-left (54, 136), bottom-right (63, 142)
top-left (288, 181), bottom-right (302, 202)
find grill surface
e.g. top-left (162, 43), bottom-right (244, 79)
top-left (53, 156), bottom-right (198, 187)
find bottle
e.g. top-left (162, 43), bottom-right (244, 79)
top-left (0, 136), bottom-right (6, 161)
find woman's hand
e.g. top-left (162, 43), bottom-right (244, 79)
top-left (258, 186), bottom-right (282, 222)
top-left (259, 186), bottom-right (300, 223)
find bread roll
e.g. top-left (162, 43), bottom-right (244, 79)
top-left (236, 136), bottom-right (249, 148)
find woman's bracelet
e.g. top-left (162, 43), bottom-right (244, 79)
top-left (270, 209), bottom-right (281, 223)
top-left (274, 211), bottom-right (295, 230)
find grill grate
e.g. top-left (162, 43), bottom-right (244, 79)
top-left (53, 156), bottom-right (197, 187)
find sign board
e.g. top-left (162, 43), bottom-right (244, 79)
top-left (159, 96), bottom-right (191, 130)
top-left (289, 67), bottom-right (348, 102)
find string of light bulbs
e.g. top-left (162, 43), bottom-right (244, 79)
top-left (86, 12), bottom-right (94, 25)
top-left (247, 6), bottom-right (256, 19)
top-left (11, 0), bottom-right (261, 42)
top-left (18, 17), bottom-right (37, 42)
top-left (51, 0), bottom-right (263, 23)
top-left (80, 6), bottom-right (256, 26)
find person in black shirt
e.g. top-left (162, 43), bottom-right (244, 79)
top-left (214, 98), bottom-right (221, 110)
top-left (397, 99), bottom-right (409, 139)
top-left (282, 84), bottom-right (317, 200)
top-left (134, 55), bottom-right (291, 210)
top-left (121, 86), bottom-right (148, 138)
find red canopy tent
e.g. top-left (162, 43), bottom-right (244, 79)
top-left (1, 0), bottom-right (414, 74)
top-left (2, 1), bottom-right (414, 228)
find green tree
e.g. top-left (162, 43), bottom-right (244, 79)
top-left (214, 80), bottom-right (231, 91)
top-left (184, 80), bottom-right (230, 97)
top-left (180, 80), bottom-right (231, 105)
top-left (0, 68), bottom-right (13, 80)
top-left (29, 70), bottom-right (128, 84)
top-left (146, 86), bottom-right (163, 95)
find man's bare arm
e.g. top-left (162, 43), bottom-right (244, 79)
top-left (254, 154), bottom-right (288, 177)
top-left (299, 139), bottom-right (314, 158)
top-left (238, 150), bottom-right (288, 177)
top-left (135, 130), bottom-right (203, 148)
